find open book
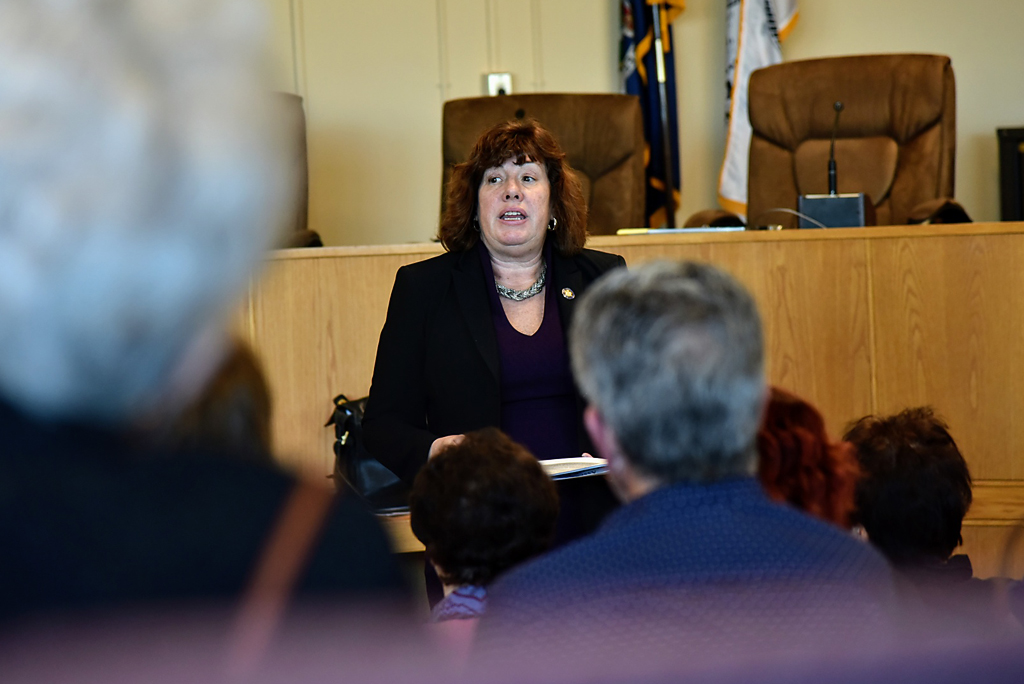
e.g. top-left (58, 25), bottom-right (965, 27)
top-left (540, 457), bottom-right (608, 481)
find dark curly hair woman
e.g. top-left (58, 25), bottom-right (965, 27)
top-left (362, 119), bottom-right (625, 482)
top-left (410, 428), bottom-right (559, 622)
top-left (843, 407), bottom-right (972, 566)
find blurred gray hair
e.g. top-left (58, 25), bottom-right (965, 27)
top-left (570, 261), bottom-right (766, 483)
top-left (0, 0), bottom-right (291, 422)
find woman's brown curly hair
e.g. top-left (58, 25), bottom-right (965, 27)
top-left (756, 387), bottom-right (860, 528)
top-left (438, 119), bottom-right (588, 255)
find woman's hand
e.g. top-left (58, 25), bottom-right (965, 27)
top-left (429, 434), bottom-right (465, 459)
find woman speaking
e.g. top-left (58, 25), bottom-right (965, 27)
top-left (363, 119), bottom-right (625, 487)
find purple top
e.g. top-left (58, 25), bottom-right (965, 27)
top-left (480, 243), bottom-right (579, 461)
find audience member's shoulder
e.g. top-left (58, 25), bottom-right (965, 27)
top-left (764, 493), bottom-right (892, 577)
top-left (306, 489), bottom-right (410, 597)
top-left (486, 527), bottom-right (601, 609)
top-left (395, 250), bottom-right (462, 281)
top-left (387, 251), bottom-right (466, 310)
top-left (479, 544), bottom-right (571, 631)
top-left (158, 453), bottom-right (409, 599)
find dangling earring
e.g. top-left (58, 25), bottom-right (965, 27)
top-left (547, 217), bottom-right (558, 231)
top-left (472, 217), bottom-right (480, 232)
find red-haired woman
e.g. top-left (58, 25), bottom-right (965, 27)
top-left (363, 119), bottom-right (624, 492)
top-left (756, 387), bottom-right (860, 528)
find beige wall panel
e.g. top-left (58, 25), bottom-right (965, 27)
top-left (536, 0), bottom-right (619, 93)
top-left (265, 0), bottom-right (298, 92)
top-left (438, 0), bottom-right (490, 101)
top-left (298, 0), bottom-right (443, 247)
top-left (870, 233), bottom-right (1024, 480)
top-left (491, 0), bottom-right (537, 91)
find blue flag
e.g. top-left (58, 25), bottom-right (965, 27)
top-left (620, 0), bottom-right (684, 228)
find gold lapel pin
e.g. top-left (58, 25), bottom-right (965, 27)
top-left (561, 288), bottom-right (575, 300)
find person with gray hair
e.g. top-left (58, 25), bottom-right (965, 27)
top-left (476, 261), bottom-right (895, 664)
top-left (0, 0), bottom-right (405, 621)
top-left (571, 260), bottom-right (766, 490)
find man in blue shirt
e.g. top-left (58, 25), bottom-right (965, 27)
top-left (477, 261), bottom-right (895, 671)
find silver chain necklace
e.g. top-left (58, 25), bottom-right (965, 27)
top-left (495, 262), bottom-right (547, 301)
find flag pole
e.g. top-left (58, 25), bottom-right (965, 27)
top-left (651, 3), bottom-right (676, 227)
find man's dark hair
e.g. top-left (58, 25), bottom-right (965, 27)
top-left (409, 428), bottom-right (559, 587)
top-left (844, 407), bottom-right (972, 565)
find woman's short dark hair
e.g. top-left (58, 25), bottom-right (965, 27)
top-left (409, 427), bottom-right (559, 587)
top-left (756, 387), bottom-right (859, 527)
top-left (438, 119), bottom-right (588, 255)
top-left (843, 407), bottom-right (972, 565)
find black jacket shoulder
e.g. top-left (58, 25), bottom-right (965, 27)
top-left (575, 247), bottom-right (626, 272)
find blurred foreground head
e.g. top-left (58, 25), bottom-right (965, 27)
top-left (0, 0), bottom-right (290, 423)
top-left (152, 338), bottom-right (273, 462)
top-left (570, 260), bottom-right (766, 487)
top-left (410, 428), bottom-right (559, 588)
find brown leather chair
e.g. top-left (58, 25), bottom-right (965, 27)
top-left (442, 94), bottom-right (645, 235)
top-left (689, 54), bottom-right (967, 229)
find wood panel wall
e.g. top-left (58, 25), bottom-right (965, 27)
top-left (240, 223), bottom-right (1024, 575)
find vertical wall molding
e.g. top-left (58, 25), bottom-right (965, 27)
top-left (435, 0), bottom-right (450, 104)
top-left (530, 0), bottom-right (545, 91)
top-left (289, 0), bottom-right (309, 100)
top-left (485, 0), bottom-right (498, 72)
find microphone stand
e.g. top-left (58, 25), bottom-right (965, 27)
top-left (651, 4), bottom-right (676, 227)
top-left (829, 101), bottom-right (843, 196)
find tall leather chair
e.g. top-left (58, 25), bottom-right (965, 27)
top-left (442, 94), bottom-right (645, 235)
top-left (691, 54), bottom-right (965, 228)
top-left (277, 92), bottom-right (322, 247)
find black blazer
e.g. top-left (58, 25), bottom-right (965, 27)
top-left (363, 246), bottom-right (625, 484)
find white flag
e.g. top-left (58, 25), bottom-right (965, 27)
top-left (718, 0), bottom-right (798, 219)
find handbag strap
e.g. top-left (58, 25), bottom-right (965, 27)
top-left (225, 479), bottom-right (335, 677)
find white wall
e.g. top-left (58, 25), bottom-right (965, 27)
top-left (271, 0), bottom-right (1024, 245)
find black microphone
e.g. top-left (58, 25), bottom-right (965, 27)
top-left (828, 101), bottom-right (843, 196)
top-left (798, 100), bottom-right (872, 228)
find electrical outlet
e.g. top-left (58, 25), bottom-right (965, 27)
top-left (486, 73), bottom-right (513, 96)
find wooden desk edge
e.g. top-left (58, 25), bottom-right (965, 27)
top-left (267, 222), bottom-right (1024, 263)
top-left (378, 513), bottom-right (424, 554)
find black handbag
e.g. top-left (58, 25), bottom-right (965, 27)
top-left (325, 394), bottom-right (410, 512)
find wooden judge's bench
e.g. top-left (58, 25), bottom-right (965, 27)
top-left (238, 223), bottom-right (1024, 576)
